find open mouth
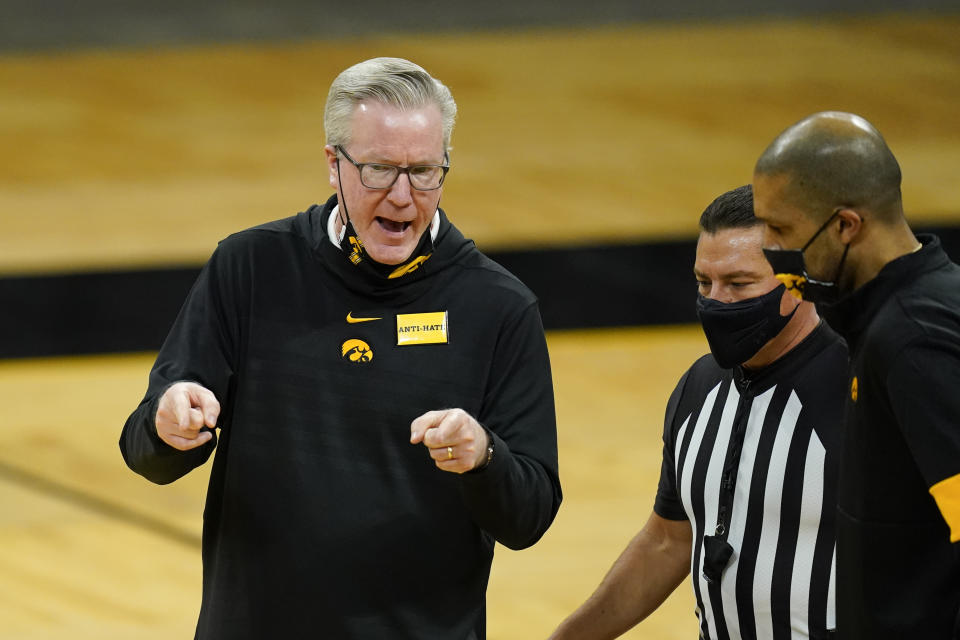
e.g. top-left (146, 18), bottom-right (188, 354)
top-left (376, 217), bottom-right (411, 234)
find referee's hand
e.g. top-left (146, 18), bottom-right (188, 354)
top-left (410, 409), bottom-right (489, 474)
top-left (155, 381), bottom-right (220, 451)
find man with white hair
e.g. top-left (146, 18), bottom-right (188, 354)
top-left (120, 57), bottom-right (561, 639)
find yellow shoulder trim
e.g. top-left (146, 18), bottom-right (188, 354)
top-left (928, 472), bottom-right (960, 543)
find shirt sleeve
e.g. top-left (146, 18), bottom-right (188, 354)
top-left (886, 339), bottom-right (960, 542)
top-left (458, 300), bottom-right (562, 550)
top-left (654, 369), bottom-right (691, 522)
top-left (118, 242), bottom-right (242, 485)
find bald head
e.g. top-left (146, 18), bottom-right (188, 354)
top-left (755, 111), bottom-right (903, 223)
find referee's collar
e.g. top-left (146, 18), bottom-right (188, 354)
top-left (733, 321), bottom-right (838, 390)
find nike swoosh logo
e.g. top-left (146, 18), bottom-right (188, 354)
top-left (346, 312), bottom-right (383, 324)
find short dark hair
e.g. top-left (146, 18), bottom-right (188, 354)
top-left (698, 185), bottom-right (760, 234)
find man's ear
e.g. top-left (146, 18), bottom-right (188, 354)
top-left (324, 145), bottom-right (339, 190)
top-left (836, 208), bottom-right (863, 244)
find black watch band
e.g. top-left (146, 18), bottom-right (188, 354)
top-left (477, 429), bottom-right (494, 470)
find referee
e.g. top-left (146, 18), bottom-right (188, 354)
top-left (550, 185), bottom-right (847, 639)
top-left (754, 111), bottom-right (960, 637)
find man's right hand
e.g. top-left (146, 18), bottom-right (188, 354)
top-left (155, 381), bottom-right (220, 451)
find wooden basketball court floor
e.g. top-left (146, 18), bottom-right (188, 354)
top-left (1, 13), bottom-right (959, 639)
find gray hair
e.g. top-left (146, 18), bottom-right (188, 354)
top-left (324, 57), bottom-right (457, 153)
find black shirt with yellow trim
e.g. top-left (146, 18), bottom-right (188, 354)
top-left (119, 195), bottom-right (561, 639)
top-left (824, 234), bottom-right (960, 638)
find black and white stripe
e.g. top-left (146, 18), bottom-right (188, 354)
top-left (656, 325), bottom-right (846, 640)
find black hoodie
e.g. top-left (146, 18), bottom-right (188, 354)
top-left (119, 195), bottom-right (562, 639)
top-left (823, 234), bottom-right (960, 638)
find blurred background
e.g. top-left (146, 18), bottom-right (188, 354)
top-left (1, 1), bottom-right (958, 638)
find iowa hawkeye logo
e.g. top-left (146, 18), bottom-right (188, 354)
top-left (341, 339), bottom-right (373, 363)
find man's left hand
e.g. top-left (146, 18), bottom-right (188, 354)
top-left (410, 409), bottom-right (489, 474)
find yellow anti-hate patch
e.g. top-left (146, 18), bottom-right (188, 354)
top-left (396, 312), bottom-right (448, 346)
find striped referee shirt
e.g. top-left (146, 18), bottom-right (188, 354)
top-left (655, 322), bottom-right (847, 640)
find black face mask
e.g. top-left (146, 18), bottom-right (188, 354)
top-left (762, 210), bottom-right (850, 305)
top-left (335, 157), bottom-right (435, 281)
top-left (696, 283), bottom-right (798, 369)
top-left (338, 215), bottom-right (434, 280)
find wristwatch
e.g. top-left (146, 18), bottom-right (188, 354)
top-left (478, 429), bottom-right (494, 470)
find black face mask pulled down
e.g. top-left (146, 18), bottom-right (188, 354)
top-left (338, 215), bottom-right (434, 280)
top-left (696, 283), bottom-right (798, 369)
top-left (335, 155), bottom-right (435, 281)
top-left (761, 210), bottom-right (850, 305)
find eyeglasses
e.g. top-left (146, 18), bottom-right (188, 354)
top-left (336, 145), bottom-right (449, 191)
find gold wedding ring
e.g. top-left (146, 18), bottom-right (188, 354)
top-left (446, 446), bottom-right (454, 460)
